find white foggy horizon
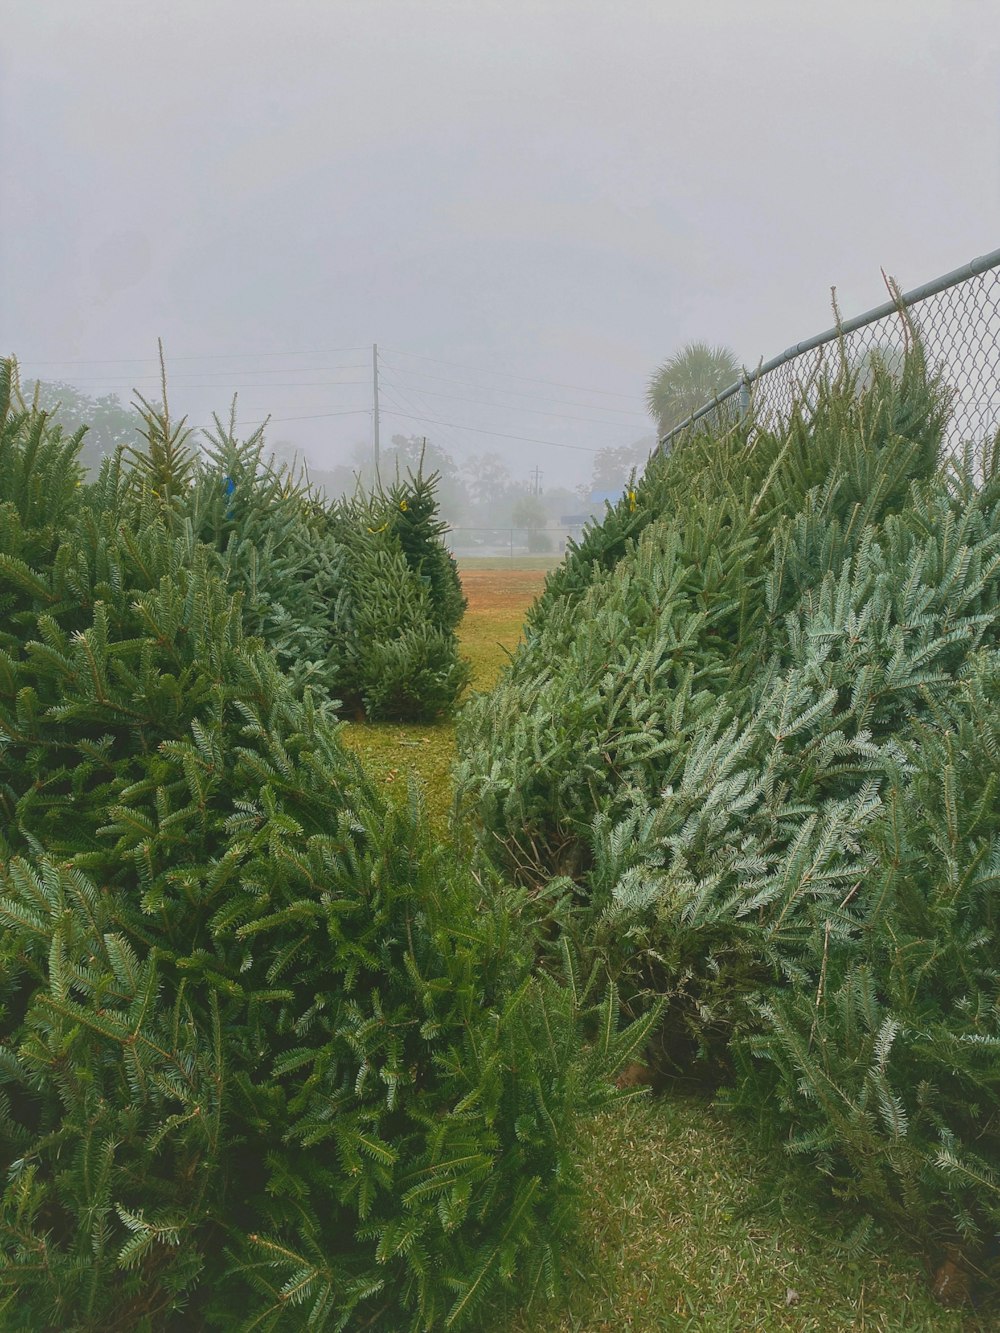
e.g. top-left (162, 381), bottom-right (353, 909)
top-left (2, 0), bottom-right (998, 491)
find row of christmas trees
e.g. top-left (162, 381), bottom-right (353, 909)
top-left (5, 338), bottom-right (999, 1319)
top-left (0, 359), bottom-right (655, 1328)
top-left (456, 346), bottom-right (1000, 1295)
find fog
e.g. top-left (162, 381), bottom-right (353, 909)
top-left (2, 0), bottom-right (998, 506)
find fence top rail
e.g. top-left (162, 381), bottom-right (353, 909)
top-left (659, 245), bottom-right (1000, 447)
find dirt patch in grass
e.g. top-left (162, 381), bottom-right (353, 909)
top-left (458, 565), bottom-right (548, 693)
top-left (460, 566), bottom-right (550, 616)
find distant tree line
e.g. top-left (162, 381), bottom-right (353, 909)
top-left (26, 339), bottom-right (744, 536)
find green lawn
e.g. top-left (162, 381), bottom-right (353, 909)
top-left (339, 719), bottom-right (456, 835)
top-left (340, 563), bottom-right (543, 834)
top-left (500, 1097), bottom-right (975, 1332)
top-left (341, 563), bottom-right (988, 1332)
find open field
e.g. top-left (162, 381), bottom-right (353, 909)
top-left (452, 554), bottom-right (562, 572)
top-left (342, 561), bottom-right (987, 1332)
top-left (457, 564), bottom-right (549, 689)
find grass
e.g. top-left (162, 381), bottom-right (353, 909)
top-left (456, 564), bottom-right (548, 690)
top-left (500, 1097), bottom-right (979, 1332)
top-left (341, 560), bottom-right (990, 1331)
top-left (338, 720), bottom-right (456, 834)
top-left (340, 563), bottom-right (548, 835)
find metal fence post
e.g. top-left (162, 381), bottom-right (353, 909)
top-left (738, 375), bottom-right (751, 420)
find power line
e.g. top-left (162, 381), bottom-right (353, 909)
top-left (381, 362), bottom-right (625, 466)
top-left (379, 358), bottom-right (647, 418)
top-left (377, 378), bottom-right (479, 458)
top-left (380, 345), bottom-right (641, 400)
top-left (27, 365), bottom-right (368, 378)
top-left (233, 408), bottom-right (372, 427)
top-left (32, 379), bottom-right (370, 392)
top-left (20, 342), bottom-right (644, 404)
top-left (15, 346), bottom-right (369, 366)
top-left (379, 409), bottom-right (603, 453)
top-left (379, 375), bottom-right (647, 430)
top-left (380, 374), bottom-right (623, 463)
top-left (18, 344), bottom-right (646, 410)
top-left (25, 368), bottom-right (366, 383)
top-left (377, 382), bottom-right (425, 425)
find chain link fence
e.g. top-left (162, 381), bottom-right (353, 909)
top-left (661, 247), bottom-right (1000, 460)
top-left (446, 526), bottom-right (575, 559)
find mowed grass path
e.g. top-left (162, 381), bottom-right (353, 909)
top-left (342, 562), bottom-right (983, 1332)
top-left (340, 563), bottom-right (550, 833)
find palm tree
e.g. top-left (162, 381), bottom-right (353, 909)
top-left (646, 342), bottom-right (742, 439)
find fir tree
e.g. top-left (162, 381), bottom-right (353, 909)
top-left (0, 362), bottom-right (651, 1328)
top-left (456, 345), bottom-right (1000, 1286)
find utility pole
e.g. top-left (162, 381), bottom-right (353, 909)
top-left (530, 465), bottom-right (542, 496)
top-left (372, 343), bottom-right (381, 476)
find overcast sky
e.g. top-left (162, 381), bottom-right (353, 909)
top-left (2, 0), bottom-right (998, 487)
